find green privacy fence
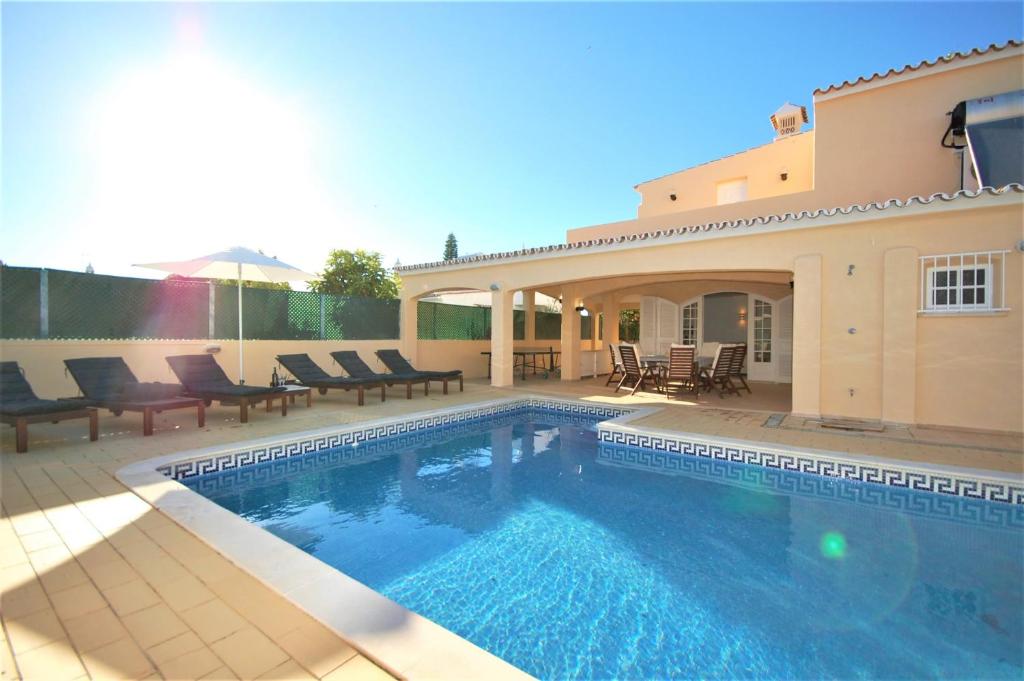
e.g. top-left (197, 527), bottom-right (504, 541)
top-left (0, 266), bottom-right (399, 341)
top-left (416, 302), bottom-right (531, 341)
top-left (0, 266), bottom-right (588, 343)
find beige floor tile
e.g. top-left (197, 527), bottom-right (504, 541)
top-left (322, 655), bottom-right (393, 681)
top-left (0, 624), bottom-right (20, 681)
top-left (147, 630), bottom-right (205, 665)
top-left (14, 638), bottom-right (87, 681)
top-left (131, 555), bottom-right (192, 586)
top-left (82, 557), bottom-right (140, 591)
top-left (0, 575), bottom-right (51, 619)
top-left (101, 579), bottom-right (161, 617)
top-left (35, 559), bottom-right (91, 597)
top-left (4, 609), bottom-right (66, 654)
top-left (199, 666), bottom-right (239, 680)
top-left (17, 530), bottom-right (64, 554)
top-left (63, 606), bottom-right (128, 654)
top-left (120, 603), bottom-right (190, 649)
top-left (0, 562), bottom-right (37, 595)
top-left (210, 627), bottom-right (289, 679)
top-left (179, 598), bottom-right (248, 644)
top-left (153, 573), bottom-right (216, 612)
top-left (276, 622), bottom-right (357, 678)
top-left (187, 554), bottom-right (244, 585)
top-left (9, 512), bottom-right (51, 538)
top-left (155, 645), bottom-right (224, 680)
top-left (80, 636), bottom-right (154, 680)
top-left (48, 581), bottom-right (107, 620)
top-left (256, 659), bottom-right (316, 680)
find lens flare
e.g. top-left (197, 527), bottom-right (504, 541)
top-left (820, 531), bottom-right (847, 559)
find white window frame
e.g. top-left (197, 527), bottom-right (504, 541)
top-left (919, 251), bottom-right (1009, 314)
top-left (925, 264), bottom-right (991, 311)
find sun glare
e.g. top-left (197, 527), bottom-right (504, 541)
top-left (85, 51), bottom-right (335, 260)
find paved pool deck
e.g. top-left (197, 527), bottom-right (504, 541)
top-left (2, 377), bottom-right (1021, 680)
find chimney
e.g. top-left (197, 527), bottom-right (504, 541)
top-left (770, 102), bottom-right (808, 139)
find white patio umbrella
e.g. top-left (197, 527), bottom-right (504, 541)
top-left (137, 247), bottom-right (317, 383)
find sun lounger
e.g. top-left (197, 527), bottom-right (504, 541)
top-left (330, 351), bottom-right (429, 400)
top-left (375, 349), bottom-right (463, 394)
top-left (276, 354), bottom-right (386, 406)
top-left (0, 361), bottom-right (98, 453)
top-left (64, 357), bottom-right (205, 435)
top-left (166, 354), bottom-right (296, 423)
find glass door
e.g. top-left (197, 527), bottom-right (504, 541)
top-left (747, 295), bottom-right (776, 381)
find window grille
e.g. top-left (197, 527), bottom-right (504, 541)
top-left (919, 251), bottom-right (1009, 314)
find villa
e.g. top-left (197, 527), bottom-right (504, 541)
top-left (1, 40), bottom-right (1022, 681)
top-left (397, 39), bottom-right (1023, 436)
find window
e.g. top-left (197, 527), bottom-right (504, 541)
top-left (716, 178), bottom-right (748, 205)
top-left (927, 265), bottom-right (991, 310)
top-left (680, 302), bottom-right (698, 346)
top-left (920, 251), bottom-right (1008, 314)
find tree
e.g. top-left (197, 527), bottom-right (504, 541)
top-left (619, 308), bottom-right (640, 342)
top-left (310, 249), bottom-right (399, 299)
top-left (443, 233), bottom-right (458, 261)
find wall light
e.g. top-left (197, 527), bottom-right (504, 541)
top-left (738, 309), bottom-right (747, 325)
top-left (575, 305), bottom-right (590, 317)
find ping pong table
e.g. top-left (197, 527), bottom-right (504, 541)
top-left (480, 346), bottom-right (561, 380)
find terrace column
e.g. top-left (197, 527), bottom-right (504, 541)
top-left (791, 255), bottom-right (822, 418)
top-left (881, 247), bottom-right (918, 424)
top-left (560, 286), bottom-right (581, 381)
top-left (399, 293), bottom-right (419, 364)
top-left (523, 290), bottom-right (536, 344)
top-left (603, 293), bottom-right (621, 373)
top-left (490, 288), bottom-right (515, 387)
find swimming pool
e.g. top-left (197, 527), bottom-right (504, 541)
top-left (180, 407), bottom-right (1023, 680)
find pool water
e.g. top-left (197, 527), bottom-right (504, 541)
top-left (186, 411), bottom-right (1023, 679)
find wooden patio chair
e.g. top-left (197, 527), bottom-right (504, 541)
top-left (615, 344), bottom-right (658, 395)
top-left (700, 345), bottom-right (740, 398)
top-left (663, 345), bottom-right (698, 400)
top-left (728, 344), bottom-right (752, 394)
top-left (605, 344), bottom-right (624, 386)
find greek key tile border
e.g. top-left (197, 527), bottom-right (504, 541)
top-left (153, 396), bottom-right (1021, 506)
top-left (597, 424), bottom-right (1023, 506)
top-left (158, 397), bottom-right (627, 482)
top-left (597, 444), bottom-right (1024, 528)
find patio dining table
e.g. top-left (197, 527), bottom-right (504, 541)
top-left (640, 355), bottom-right (713, 368)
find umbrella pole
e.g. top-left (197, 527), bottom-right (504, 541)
top-left (237, 264), bottom-right (245, 384)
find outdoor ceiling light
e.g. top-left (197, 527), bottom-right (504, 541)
top-left (489, 283), bottom-right (500, 291)
top-left (575, 305), bottom-right (590, 317)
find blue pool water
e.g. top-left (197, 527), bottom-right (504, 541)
top-left (186, 411), bottom-right (1023, 679)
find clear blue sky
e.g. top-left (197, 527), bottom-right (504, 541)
top-left (3, 2), bottom-right (1020, 279)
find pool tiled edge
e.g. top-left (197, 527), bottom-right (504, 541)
top-left (116, 396), bottom-right (1023, 681)
top-left (602, 409), bottom-right (1024, 505)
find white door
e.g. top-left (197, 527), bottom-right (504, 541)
top-left (656, 299), bottom-right (679, 354)
top-left (639, 297), bottom-right (658, 354)
top-left (777, 296), bottom-right (793, 383)
top-left (678, 299), bottom-right (701, 349)
top-left (747, 295), bottom-right (777, 381)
